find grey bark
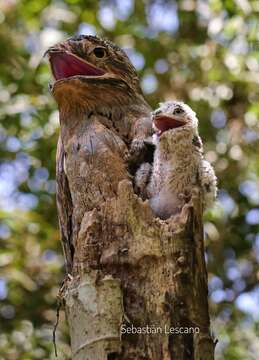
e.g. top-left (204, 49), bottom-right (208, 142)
top-left (56, 113), bottom-right (216, 358)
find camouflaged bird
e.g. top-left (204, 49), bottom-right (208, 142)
top-left (135, 101), bottom-right (217, 220)
top-left (46, 35), bottom-right (152, 272)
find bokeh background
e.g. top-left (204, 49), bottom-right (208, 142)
top-left (0, 0), bottom-right (259, 359)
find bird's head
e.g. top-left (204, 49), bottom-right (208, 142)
top-left (152, 101), bottom-right (198, 147)
top-left (45, 35), bottom-right (142, 111)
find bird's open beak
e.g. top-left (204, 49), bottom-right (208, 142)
top-left (46, 51), bottom-right (106, 81)
top-left (153, 114), bottom-right (186, 136)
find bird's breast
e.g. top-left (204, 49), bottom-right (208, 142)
top-left (63, 119), bottom-right (129, 215)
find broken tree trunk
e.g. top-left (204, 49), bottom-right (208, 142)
top-left (57, 133), bottom-right (215, 359)
top-left (47, 33), bottom-right (216, 360)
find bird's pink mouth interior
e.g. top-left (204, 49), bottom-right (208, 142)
top-left (49, 51), bottom-right (105, 80)
top-left (154, 115), bottom-right (186, 135)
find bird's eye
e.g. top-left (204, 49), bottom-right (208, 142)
top-left (174, 107), bottom-right (184, 115)
top-left (93, 47), bottom-right (106, 58)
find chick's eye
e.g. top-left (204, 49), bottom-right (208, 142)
top-left (93, 47), bottom-right (106, 58)
top-left (174, 108), bottom-right (184, 115)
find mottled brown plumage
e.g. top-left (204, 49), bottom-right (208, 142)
top-left (47, 35), bottom-right (152, 272)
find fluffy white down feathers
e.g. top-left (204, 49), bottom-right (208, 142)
top-left (135, 100), bottom-right (217, 220)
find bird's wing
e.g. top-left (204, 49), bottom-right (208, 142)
top-left (134, 162), bottom-right (152, 199)
top-left (199, 160), bottom-right (218, 208)
top-left (192, 135), bottom-right (203, 153)
top-left (56, 135), bottom-right (74, 274)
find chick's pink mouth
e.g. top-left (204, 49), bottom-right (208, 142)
top-left (153, 115), bottom-right (186, 135)
top-left (49, 51), bottom-right (105, 80)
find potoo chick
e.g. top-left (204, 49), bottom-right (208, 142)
top-left (136, 101), bottom-right (217, 220)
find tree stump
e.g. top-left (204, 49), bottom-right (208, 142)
top-left (60, 176), bottom-right (215, 359)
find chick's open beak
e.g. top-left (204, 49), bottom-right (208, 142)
top-left (153, 114), bottom-right (186, 135)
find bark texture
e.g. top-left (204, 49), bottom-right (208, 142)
top-left (57, 122), bottom-right (215, 359)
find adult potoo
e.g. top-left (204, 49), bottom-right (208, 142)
top-left (136, 101), bottom-right (217, 220)
top-left (46, 35), bottom-right (152, 272)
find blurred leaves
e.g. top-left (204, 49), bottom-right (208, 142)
top-left (0, 0), bottom-right (259, 359)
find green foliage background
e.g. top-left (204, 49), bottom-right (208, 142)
top-left (0, 0), bottom-right (259, 359)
